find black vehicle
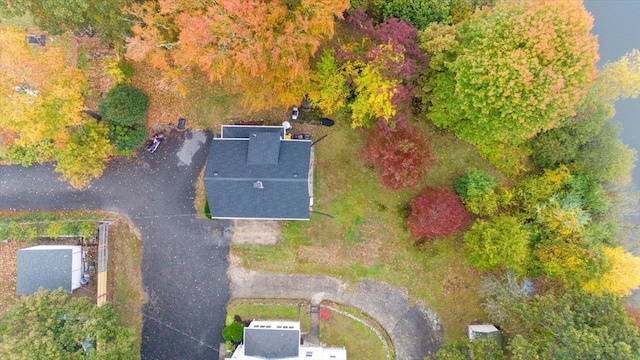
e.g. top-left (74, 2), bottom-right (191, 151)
top-left (147, 133), bottom-right (165, 153)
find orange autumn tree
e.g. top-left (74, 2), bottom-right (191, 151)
top-left (126, 0), bottom-right (349, 110)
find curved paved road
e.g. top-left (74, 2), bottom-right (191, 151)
top-left (0, 130), bottom-right (230, 360)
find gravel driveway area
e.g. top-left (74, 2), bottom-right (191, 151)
top-left (0, 130), bottom-right (231, 360)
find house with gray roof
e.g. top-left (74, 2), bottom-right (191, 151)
top-left (204, 125), bottom-right (313, 220)
top-left (231, 320), bottom-right (346, 360)
top-left (17, 245), bottom-right (83, 295)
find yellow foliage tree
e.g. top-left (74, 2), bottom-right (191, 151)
top-left (592, 49), bottom-right (640, 103)
top-left (583, 246), bottom-right (640, 296)
top-left (0, 26), bottom-right (86, 150)
top-left (55, 120), bottom-right (113, 189)
top-left (344, 61), bottom-right (398, 128)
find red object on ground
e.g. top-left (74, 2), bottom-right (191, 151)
top-left (319, 306), bottom-right (331, 320)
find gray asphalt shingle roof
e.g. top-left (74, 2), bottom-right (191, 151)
top-left (244, 327), bottom-right (299, 358)
top-left (17, 246), bottom-right (79, 295)
top-left (204, 126), bottom-right (311, 220)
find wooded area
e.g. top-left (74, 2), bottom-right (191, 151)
top-left (1, 0), bottom-right (640, 358)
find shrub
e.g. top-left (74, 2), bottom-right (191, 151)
top-left (407, 187), bottom-right (470, 242)
top-left (359, 121), bottom-right (433, 190)
top-left (222, 322), bottom-right (244, 344)
top-left (0, 141), bottom-right (57, 167)
top-left (464, 216), bottom-right (532, 276)
top-left (454, 168), bottom-right (496, 199)
top-left (98, 85), bottom-right (149, 127)
top-left (109, 124), bottom-right (148, 155)
top-left (454, 168), bottom-right (500, 216)
top-left (575, 122), bottom-right (637, 185)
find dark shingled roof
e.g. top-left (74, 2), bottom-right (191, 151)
top-left (244, 327), bottom-right (299, 358)
top-left (247, 131), bottom-right (281, 165)
top-left (17, 246), bottom-right (79, 295)
top-left (204, 126), bottom-right (311, 220)
top-left (222, 125), bottom-right (284, 139)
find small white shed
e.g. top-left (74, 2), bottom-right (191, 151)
top-left (17, 245), bottom-right (83, 295)
top-left (468, 324), bottom-right (502, 345)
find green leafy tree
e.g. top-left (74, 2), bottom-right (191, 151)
top-left (535, 195), bottom-right (591, 238)
top-left (98, 85), bottom-right (149, 127)
top-left (0, 0), bottom-right (134, 43)
top-left (532, 235), bottom-right (605, 287)
top-left (382, 0), bottom-right (452, 29)
top-left (308, 49), bottom-right (350, 116)
top-left (496, 290), bottom-right (640, 359)
top-left (433, 338), bottom-right (504, 360)
top-left (454, 167), bottom-right (500, 215)
top-left (0, 289), bottom-right (137, 359)
top-left (464, 216), bottom-right (531, 276)
top-left (530, 48), bottom-right (640, 182)
top-left (575, 121), bottom-right (637, 185)
top-left (454, 168), bottom-right (497, 200)
top-left (423, 0), bottom-right (598, 169)
top-left (55, 119), bottom-right (113, 189)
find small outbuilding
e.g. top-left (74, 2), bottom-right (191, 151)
top-left (16, 245), bottom-right (83, 295)
top-left (468, 324), bottom-right (502, 345)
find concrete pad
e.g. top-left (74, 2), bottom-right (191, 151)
top-left (176, 130), bottom-right (207, 166)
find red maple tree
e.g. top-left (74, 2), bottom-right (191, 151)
top-left (407, 187), bottom-right (470, 241)
top-left (359, 120), bottom-right (433, 190)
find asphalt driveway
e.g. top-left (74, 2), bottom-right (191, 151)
top-left (0, 130), bottom-right (230, 360)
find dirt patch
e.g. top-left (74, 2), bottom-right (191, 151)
top-left (231, 220), bottom-right (282, 245)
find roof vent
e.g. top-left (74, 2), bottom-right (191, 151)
top-left (293, 173), bottom-right (298, 178)
top-left (253, 181), bottom-right (264, 189)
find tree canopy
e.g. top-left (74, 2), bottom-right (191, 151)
top-left (499, 290), bottom-right (640, 359)
top-left (359, 120), bottom-right (433, 190)
top-left (407, 187), bottom-right (469, 242)
top-left (422, 0), bottom-right (598, 165)
top-left (0, 289), bottom-right (137, 359)
top-left (0, 26), bottom-right (86, 150)
top-left (0, 0), bottom-right (133, 42)
top-left (125, 0), bottom-right (349, 109)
